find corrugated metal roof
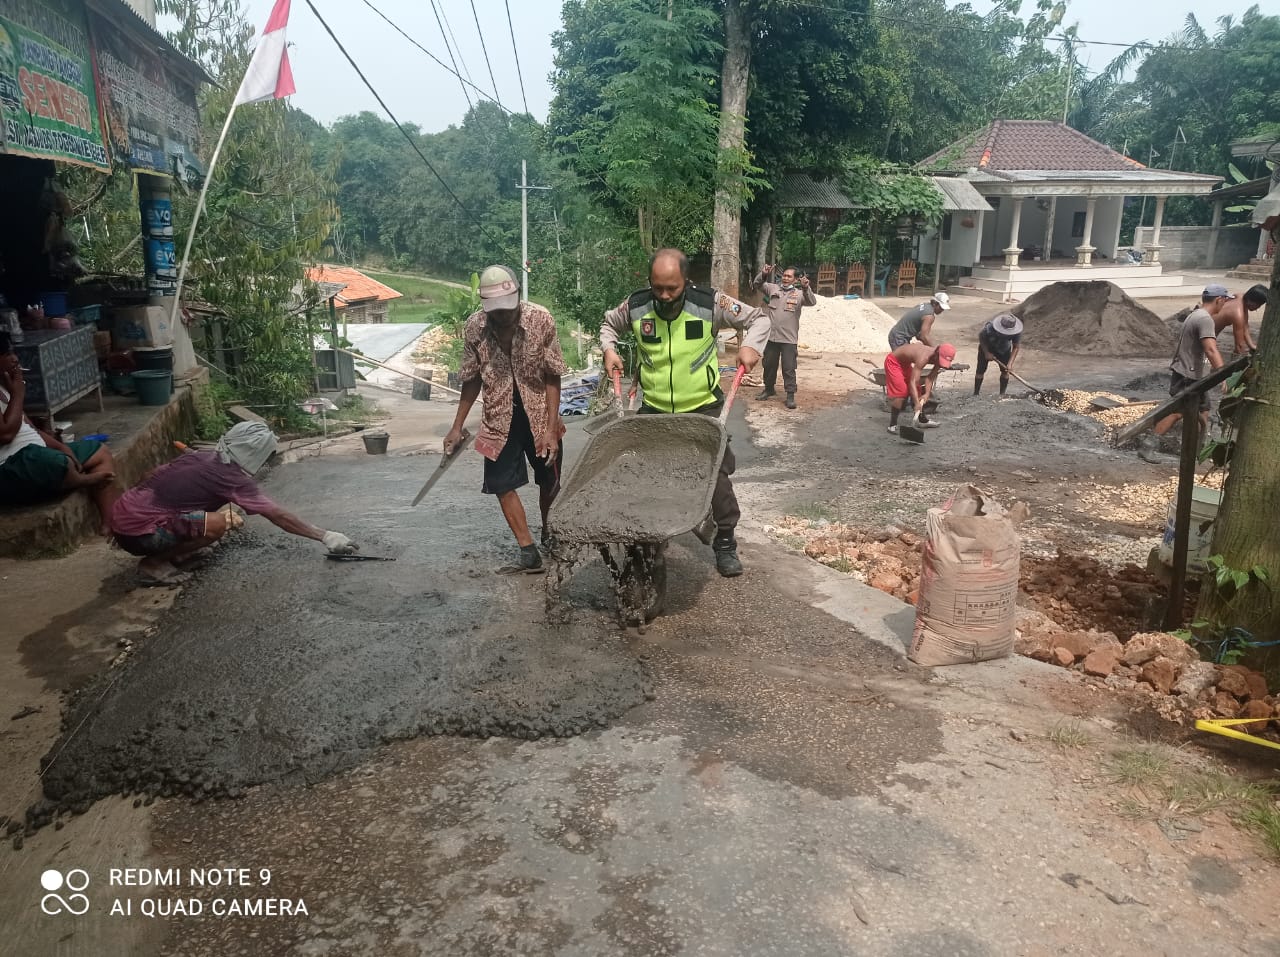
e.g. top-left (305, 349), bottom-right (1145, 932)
top-left (87, 0), bottom-right (214, 85)
top-left (773, 174), bottom-right (858, 209)
top-left (932, 177), bottom-right (992, 212)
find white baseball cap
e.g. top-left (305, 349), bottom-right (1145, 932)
top-left (479, 264), bottom-right (520, 313)
top-left (931, 291), bottom-right (951, 311)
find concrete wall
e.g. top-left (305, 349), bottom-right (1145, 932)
top-left (918, 211), bottom-right (984, 266)
top-left (1132, 225), bottom-right (1260, 270)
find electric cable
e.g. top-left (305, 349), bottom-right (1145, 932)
top-left (427, 0), bottom-right (471, 107)
top-left (359, 0), bottom-right (518, 115)
top-left (503, 0), bottom-right (530, 114)
top-left (468, 0), bottom-right (503, 103)
top-left (438, 0), bottom-right (477, 89)
top-left (305, 0), bottom-right (515, 260)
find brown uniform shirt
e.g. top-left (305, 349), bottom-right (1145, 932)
top-left (751, 271), bottom-right (817, 344)
top-left (458, 302), bottom-right (569, 461)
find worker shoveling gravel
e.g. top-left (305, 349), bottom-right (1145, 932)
top-left (1013, 281), bottom-right (1175, 357)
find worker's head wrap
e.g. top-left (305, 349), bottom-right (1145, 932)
top-left (216, 422), bottom-right (278, 475)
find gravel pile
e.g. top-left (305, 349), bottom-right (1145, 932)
top-left (797, 296), bottom-right (896, 353)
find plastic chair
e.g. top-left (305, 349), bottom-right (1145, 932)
top-left (871, 264), bottom-right (889, 297)
top-left (845, 263), bottom-right (867, 296)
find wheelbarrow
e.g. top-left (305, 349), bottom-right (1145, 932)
top-left (547, 369), bottom-right (745, 625)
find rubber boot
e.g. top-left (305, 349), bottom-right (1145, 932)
top-left (756, 388), bottom-right (776, 401)
top-left (713, 534), bottom-right (743, 577)
top-left (784, 392), bottom-right (796, 409)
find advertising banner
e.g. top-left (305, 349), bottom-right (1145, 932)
top-left (89, 11), bottom-right (203, 182)
top-left (0, 0), bottom-right (110, 170)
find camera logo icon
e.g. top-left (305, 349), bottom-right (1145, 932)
top-left (40, 869), bottom-right (90, 916)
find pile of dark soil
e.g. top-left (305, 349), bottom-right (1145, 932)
top-left (1014, 281), bottom-right (1174, 357)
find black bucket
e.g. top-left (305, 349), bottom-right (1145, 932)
top-left (362, 431), bottom-right (389, 454)
top-left (133, 346), bottom-right (175, 393)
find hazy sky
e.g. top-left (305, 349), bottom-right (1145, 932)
top-left (245, 0), bottom-right (1247, 133)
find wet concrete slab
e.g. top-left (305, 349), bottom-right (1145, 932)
top-left (35, 450), bottom-right (649, 818)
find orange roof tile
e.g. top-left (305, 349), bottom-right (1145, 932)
top-left (305, 265), bottom-right (403, 306)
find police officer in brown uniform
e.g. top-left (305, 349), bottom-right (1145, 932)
top-left (750, 264), bottom-right (817, 409)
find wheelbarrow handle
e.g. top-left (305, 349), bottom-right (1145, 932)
top-left (610, 368), bottom-right (623, 400)
top-left (720, 366), bottom-right (746, 424)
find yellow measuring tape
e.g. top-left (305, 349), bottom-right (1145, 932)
top-left (1195, 718), bottom-right (1280, 751)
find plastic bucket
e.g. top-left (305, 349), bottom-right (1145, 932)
top-left (133, 346), bottom-right (175, 394)
top-left (362, 431), bottom-right (389, 455)
top-left (39, 291), bottom-right (68, 316)
top-left (1157, 485), bottom-right (1223, 573)
top-left (108, 372), bottom-right (136, 396)
top-left (132, 369), bottom-right (173, 406)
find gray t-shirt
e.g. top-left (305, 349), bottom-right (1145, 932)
top-left (1171, 308), bottom-right (1216, 378)
top-left (888, 302), bottom-right (933, 347)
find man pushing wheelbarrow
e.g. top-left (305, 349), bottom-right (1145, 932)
top-left (594, 248), bottom-right (768, 578)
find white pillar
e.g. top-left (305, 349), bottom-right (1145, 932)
top-left (1258, 225), bottom-right (1271, 262)
top-left (1144, 195), bottom-right (1167, 265)
top-left (1075, 196), bottom-right (1097, 266)
top-left (1003, 197), bottom-right (1024, 268)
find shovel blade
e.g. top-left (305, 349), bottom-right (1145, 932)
top-left (899, 425), bottom-right (926, 444)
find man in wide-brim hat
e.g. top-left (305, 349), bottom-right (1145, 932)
top-left (974, 312), bottom-right (1023, 396)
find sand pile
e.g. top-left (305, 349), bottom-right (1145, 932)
top-left (1013, 281), bottom-right (1174, 357)
top-left (797, 296), bottom-right (896, 353)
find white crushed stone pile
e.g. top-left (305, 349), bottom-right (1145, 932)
top-left (796, 296), bottom-right (896, 353)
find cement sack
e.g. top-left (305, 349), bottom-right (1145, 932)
top-left (910, 485), bottom-right (1027, 666)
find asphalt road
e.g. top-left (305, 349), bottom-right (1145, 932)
top-left (342, 322), bottom-right (431, 363)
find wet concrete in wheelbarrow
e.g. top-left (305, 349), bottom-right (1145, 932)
top-left (32, 453), bottom-right (651, 825)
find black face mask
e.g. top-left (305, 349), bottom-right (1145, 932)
top-left (653, 291), bottom-right (685, 320)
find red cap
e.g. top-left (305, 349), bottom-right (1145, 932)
top-left (937, 343), bottom-right (956, 368)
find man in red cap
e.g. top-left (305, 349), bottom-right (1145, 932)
top-left (883, 341), bottom-right (955, 434)
top-left (444, 264), bottom-right (568, 574)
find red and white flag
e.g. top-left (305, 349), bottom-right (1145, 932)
top-left (233, 0), bottom-right (296, 105)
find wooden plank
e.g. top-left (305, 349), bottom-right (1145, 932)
top-left (227, 404), bottom-right (267, 424)
top-left (1115, 355), bottom-right (1250, 444)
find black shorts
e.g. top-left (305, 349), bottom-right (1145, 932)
top-left (481, 402), bottom-right (563, 496)
top-left (1170, 372), bottom-right (1210, 413)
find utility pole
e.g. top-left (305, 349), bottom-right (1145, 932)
top-left (518, 160), bottom-right (551, 302)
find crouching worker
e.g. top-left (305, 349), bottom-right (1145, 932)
top-left (109, 422), bottom-right (358, 586)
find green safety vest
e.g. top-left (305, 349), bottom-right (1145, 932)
top-left (627, 286), bottom-right (721, 413)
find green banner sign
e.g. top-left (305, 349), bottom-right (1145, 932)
top-left (0, 0), bottom-right (110, 170)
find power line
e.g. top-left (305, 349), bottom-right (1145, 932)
top-left (503, 0), bottom-right (529, 114)
top-left (438, 0), bottom-right (477, 90)
top-left (304, 0), bottom-right (514, 260)
top-left (359, 0), bottom-right (518, 115)
top-left (773, 0), bottom-right (1211, 53)
top-left (428, 0), bottom-right (470, 107)
top-left (468, 0), bottom-right (502, 103)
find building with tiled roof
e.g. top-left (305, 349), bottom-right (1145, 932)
top-left (912, 121), bottom-right (1221, 301)
top-left (304, 266), bottom-right (403, 323)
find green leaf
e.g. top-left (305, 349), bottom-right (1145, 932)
top-left (1230, 570), bottom-right (1250, 590)
top-left (1252, 565), bottom-right (1270, 582)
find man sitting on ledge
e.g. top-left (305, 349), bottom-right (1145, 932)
top-left (0, 330), bottom-right (118, 530)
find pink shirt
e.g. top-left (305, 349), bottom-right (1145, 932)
top-left (111, 451), bottom-right (278, 536)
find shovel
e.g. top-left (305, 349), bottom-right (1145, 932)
top-left (996, 360), bottom-right (1045, 396)
top-left (326, 553), bottom-right (397, 562)
top-left (583, 370), bottom-right (638, 435)
top-left (837, 362), bottom-right (927, 442)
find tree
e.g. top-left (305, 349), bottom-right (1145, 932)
top-left (1197, 248), bottom-right (1280, 667)
top-left (157, 0), bottom-right (337, 417)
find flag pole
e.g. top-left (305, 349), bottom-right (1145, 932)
top-left (168, 101), bottom-right (239, 332)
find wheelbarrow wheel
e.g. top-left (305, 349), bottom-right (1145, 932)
top-left (618, 543), bottom-right (667, 625)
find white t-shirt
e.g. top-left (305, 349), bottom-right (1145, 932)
top-left (0, 386), bottom-right (45, 465)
